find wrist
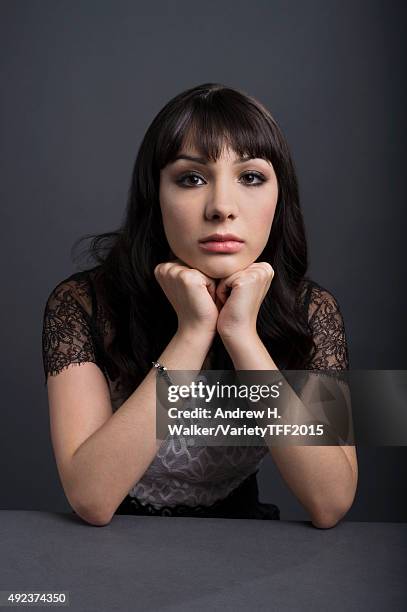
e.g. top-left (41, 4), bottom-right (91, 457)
top-left (175, 326), bottom-right (216, 347)
top-left (219, 326), bottom-right (259, 347)
top-left (220, 331), bottom-right (275, 371)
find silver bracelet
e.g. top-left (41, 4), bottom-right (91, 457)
top-left (152, 361), bottom-right (195, 446)
top-left (152, 361), bottom-right (173, 387)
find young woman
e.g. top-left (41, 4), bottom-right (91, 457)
top-left (42, 82), bottom-right (358, 527)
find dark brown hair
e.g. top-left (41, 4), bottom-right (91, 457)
top-left (72, 82), bottom-right (315, 395)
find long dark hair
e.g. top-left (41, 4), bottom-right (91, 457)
top-left (72, 82), bottom-right (316, 396)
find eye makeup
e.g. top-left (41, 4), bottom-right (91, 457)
top-left (175, 171), bottom-right (268, 188)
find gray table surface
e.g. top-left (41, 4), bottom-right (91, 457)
top-left (0, 511), bottom-right (406, 611)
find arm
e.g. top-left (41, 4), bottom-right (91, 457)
top-left (43, 264), bottom-right (218, 527)
top-left (62, 329), bottom-right (213, 525)
top-left (221, 331), bottom-right (357, 529)
top-left (213, 266), bottom-right (357, 529)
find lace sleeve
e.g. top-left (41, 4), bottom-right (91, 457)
top-left (42, 278), bottom-right (100, 386)
top-left (306, 284), bottom-right (350, 371)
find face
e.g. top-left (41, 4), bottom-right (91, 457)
top-left (159, 142), bottom-right (279, 279)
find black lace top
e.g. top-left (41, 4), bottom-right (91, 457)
top-left (41, 268), bottom-right (350, 509)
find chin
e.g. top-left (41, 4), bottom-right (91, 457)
top-left (194, 257), bottom-right (249, 279)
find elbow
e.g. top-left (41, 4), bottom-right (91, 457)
top-left (70, 496), bottom-right (113, 527)
top-left (63, 466), bottom-right (114, 526)
top-left (310, 476), bottom-right (358, 529)
top-left (311, 510), bottom-right (343, 529)
top-left (74, 505), bottom-right (113, 527)
top-left (85, 512), bottom-right (113, 527)
top-left (310, 498), bottom-right (354, 530)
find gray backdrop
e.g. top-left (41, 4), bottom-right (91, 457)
top-left (1, 0), bottom-right (406, 521)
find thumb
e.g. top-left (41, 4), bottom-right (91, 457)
top-left (216, 278), bottom-right (232, 305)
top-left (206, 280), bottom-right (216, 303)
top-left (215, 294), bottom-right (223, 312)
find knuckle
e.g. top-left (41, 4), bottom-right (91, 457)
top-left (256, 262), bottom-right (271, 272)
top-left (179, 269), bottom-right (201, 282)
top-left (189, 270), bottom-right (203, 283)
top-left (255, 263), bottom-right (274, 278)
top-left (153, 264), bottom-right (162, 277)
top-left (178, 269), bottom-right (190, 281)
top-left (155, 262), bottom-right (174, 277)
top-left (164, 263), bottom-right (175, 273)
top-left (168, 265), bottom-right (179, 278)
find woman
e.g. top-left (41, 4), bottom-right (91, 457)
top-left (42, 82), bottom-right (358, 527)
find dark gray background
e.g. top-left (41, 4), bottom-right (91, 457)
top-left (1, 0), bottom-right (406, 521)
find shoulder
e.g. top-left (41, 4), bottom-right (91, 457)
top-left (302, 280), bottom-right (349, 369)
top-left (44, 268), bottom-right (98, 318)
top-left (298, 279), bottom-right (344, 325)
top-left (42, 268), bottom-right (109, 383)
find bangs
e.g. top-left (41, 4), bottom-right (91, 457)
top-left (155, 88), bottom-right (282, 171)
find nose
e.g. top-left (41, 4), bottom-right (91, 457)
top-left (204, 181), bottom-right (239, 221)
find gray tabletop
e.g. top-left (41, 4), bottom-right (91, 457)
top-left (0, 511), bottom-right (406, 611)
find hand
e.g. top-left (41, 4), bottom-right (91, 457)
top-left (154, 258), bottom-right (220, 337)
top-left (215, 262), bottom-right (274, 339)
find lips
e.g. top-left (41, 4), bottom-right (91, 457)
top-left (199, 233), bottom-right (244, 243)
top-left (199, 240), bottom-right (244, 254)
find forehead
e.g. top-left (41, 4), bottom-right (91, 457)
top-left (179, 136), bottom-right (245, 160)
top-left (170, 145), bottom-right (272, 167)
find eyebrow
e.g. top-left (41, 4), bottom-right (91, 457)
top-left (172, 154), bottom-right (261, 165)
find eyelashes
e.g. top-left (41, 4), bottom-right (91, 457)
top-left (175, 171), bottom-right (267, 188)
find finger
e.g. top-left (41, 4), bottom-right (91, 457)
top-left (255, 262), bottom-right (274, 293)
top-left (187, 269), bottom-right (217, 299)
top-left (216, 273), bottom-right (240, 304)
top-left (206, 279), bottom-right (217, 302)
top-left (185, 269), bottom-right (217, 301)
top-left (215, 281), bottom-right (230, 305)
top-left (250, 262), bottom-right (274, 278)
top-left (155, 260), bottom-right (183, 277)
top-left (239, 263), bottom-right (274, 291)
top-left (215, 294), bottom-right (223, 312)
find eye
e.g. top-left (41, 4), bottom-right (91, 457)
top-left (240, 172), bottom-right (266, 186)
top-left (175, 171), bottom-right (267, 188)
top-left (176, 172), bottom-right (205, 187)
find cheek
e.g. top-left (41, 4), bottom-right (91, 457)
top-left (162, 208), bottom-right (191, 237)
top-left (253, 204), bottom-right (276, 236)
top-left (161, 204), bottom-right (196, 253)
top-left (159, 184), bottom-right (186, 232)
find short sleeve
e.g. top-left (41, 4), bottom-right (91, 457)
top-left (42, 278), bottom-right (99, 386)
top-left (306, 284), bottom-right (350, 371)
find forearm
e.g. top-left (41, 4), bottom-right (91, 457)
top-left (221, 331), bottom-right (357, 527)
top-left (264, 445), bottom-right (356, 527)
top-left (68, 329), bottom-right (214, 525)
